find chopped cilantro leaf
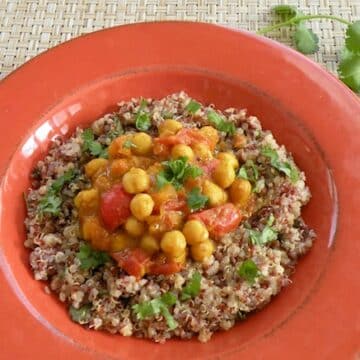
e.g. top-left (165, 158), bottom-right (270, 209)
top-left (185, 100), bottom-right (201, 114)
top-left (123, 139), bottom-right (136, 149)
top-left (135, 112), bottom-right (151, 131)
top-left (238, 259), bottom-right (260, 284)
top-left (187, 187), bottom-right (208, 211)
top-left (238, 160), bottom-right (259, 183)
top-left (132, 292), bottom-right (178, 330)
top-left (69, 304), bottom-right (92, 324)
top-left (76, 243), bottom-right (111, 271)
top-left (108, 116), bottom-right (123, 140)
top-left (248, 216), bottom-right (278, 246)
top-left (180, 271), bottom-right (201, 301)
top-left (156, 157), bottom-right (203, 189)
top-left (81, 128), bottom-right (107, 157)
top-left (207, 110), bottom-right (236, 135)
top-left (261, 146), bottom-right (299, 182)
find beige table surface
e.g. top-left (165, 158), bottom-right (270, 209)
top-left (0, 0), bottom-right (359, 80)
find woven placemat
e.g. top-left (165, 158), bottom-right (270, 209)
top-left (1, 0), bottom-right (359, 79)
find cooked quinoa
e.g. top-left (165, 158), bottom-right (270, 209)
top-left (24, 92), bottom-right (315, 343)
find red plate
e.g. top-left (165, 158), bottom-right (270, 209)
top-left (0, 22), bottom-right (359, 359)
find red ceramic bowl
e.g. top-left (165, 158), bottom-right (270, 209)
top-left (0, 22), bottom-right (359, 360)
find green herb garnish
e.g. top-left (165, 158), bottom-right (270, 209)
top-left (257, 7), bottom-right (360, 93)
top-left (37, 169), bottom-right (76, 216)
top-left (156, 157), bottom-right (203, 189)
top-left (69, 304), bottom-right (92, 324)
top-left (82, 128), bottom-right (108, 158)
top-left (207, 110), bottom-right (236, 135)
top-left (238, 160), bottom-right (259, 183)
top-left (132, 292), bottom-right (178, 330)
top-left (187, 187), bottom-right (208, 211)
top-left (238, 259), bottom-right (260, 284)
top-left (76, 243), bottom-right (111, 271)
top-left (135, 99), bottom-right (151, 131)
top-left (123, 139), bottom-right (136, 149)
top-left (261, 146), bottom-right (299, 182)
top-left (185, 100), bottom-right (201, 114)
top-left (248, 215), bottom-right (278, 246)
top-left (180, 271), bottom-right (202, 301)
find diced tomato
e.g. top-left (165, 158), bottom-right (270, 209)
top-left (162, 198), bottom-right (187, 212)
top-left (155, 128), bottom-right (211, 148)
top-left (147, 258), bottom-right (182, 275)
top-left (112, 248), bottom-right (150, 278)
top-left (189, 203), bottom-right (242, 238)
top-left (100, 184), bottom-right (133, 231)
top-left (199, 159), bottom-right (220, 177)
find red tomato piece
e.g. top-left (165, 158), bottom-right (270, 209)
top-left (162, 198), bottom-right (187, 212)
top-left (189, 203), bottom-right (242, 238)
top-left (147, 260), bottom-right (182, 275)
top-left (112, 248), bottom-right (150, 278)
top-left (100, 184), bottom-right (133, 231)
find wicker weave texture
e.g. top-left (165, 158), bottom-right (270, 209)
top-left (0, 0), bottom-right (359, 79)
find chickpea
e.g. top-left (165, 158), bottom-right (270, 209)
top-left (171, 144), bottom-right (194, 161)
top-left (82, 216), bottom-right (110, 251)
top-left (193, 143), bottom-right (213, 160)
top-left (140, 234), bottom-right (160, 255)
top-left (74, 188), bottom-right (99, 213)
top-left (160, 230), bottom-right (187, 256)
top-left (202, 180), bottom-right (228, 207)
top-left (199, 126), bottom-right (219, 148)
top-left (124, 216), bottom-right (145, 237)
top-left (169, 249), bottom-right (187, 264)
top-left (110, 233), bottom-right (137, 252)
top-left (108, 135), bottom-right (132, 159)
top-left (229, 178), bottom-right (252, 207)
top-left (93, 175), bottom-right (112, 192)
top-left (85, 158), bottom-right (109, 178)
top-left (130, 193), bottom-right (154, 220)
top-left (183, 220), bottom-right (209, 245)
top-left (213, 161), bottom-right (236, 188)
top-left (191, 240), bottom-right (215, 262)
top-left (159, 119), bottom-right (182, 136)
top-left (122, 168), bottom-right (150, 194)
top-left (131, 132), bottom-right (153, 155)
top-left (217, 152), bottom-right (239, 170)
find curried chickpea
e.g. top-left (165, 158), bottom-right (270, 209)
top-left (191, 240), bottom-right (215, 262)
top-left (202, 180), bottom-right (228, 207)
top-left (74, 188), bottom-right (99, 214)
top-left (110, 158), bottom-right (131, 178)
top-left (199, 126), bottom-right (219, 148)
top-left (182, 220), bottom-right (209, 245)
top-left (159, 119), bottom-right (182, 136)
top-left (169, 248), bottom-right (187, 264)
top-left (160, 230), bottom-right (187, 256)
top-left (131, 132), bottom-right (153, 155)
top-left (122, 168), bottom-right (150, 194)
top-left (193, 143), bottom-right (213, 160)
top-left (233, 133), bottom-right (247, 149)
top-left (217, 152), bottom-right (239, 170)
top-left (130, 193), bottom-right (154, 221)
top-left (82, 216), bottom-right (110, 251)
top-left (229, 178), bottom-right (252, 207)
top-left (171, 144), bottom-right (194, 161)
top-left (85, 158), bottom-right (109, 178)
top-left (124, 216), bottom-right (145, 237)
top-left (140, 234), bottom-right (160, 255)
top-left (213, 161), bottom-right (236, 188)
top-left (110, 233), bottom-right (137, 252)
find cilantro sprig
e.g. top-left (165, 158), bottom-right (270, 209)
top-left (76, 243), bottom-right (111, 271)
top-left (180, 271), bottom-right (202, 301)
top-left (187, 187), bottom-right (208, 211)
top-left (248, 214), bottom-right (278, 246)
top-left (257, 6), bottom-right (360, 93)
top-left (37, 169), bottom-right (76, 217)
top-left (238, 259), bottom-right (260, 284)
top-left (185, 100), bottom-right (201, 114)
top-left (238, 160), bottom-right (259, 182)
top-left (135, 99), bottom-right (151, 131)
top-left (132, 292), bottom-right (178, 330)
top-left (156, 157), bottom-right (203, 189)
top-left (82, 128), bottom-right (108, 158)
top-left (207, 110), bottom-right (236, 135)
top-left (261, 146), bottom-right (299, 182)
